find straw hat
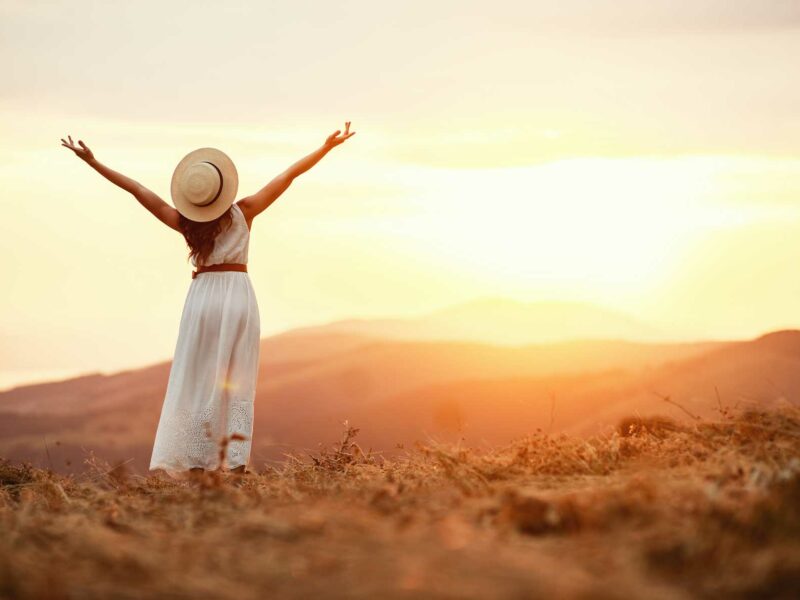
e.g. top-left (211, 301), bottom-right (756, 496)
top-left (171, 147), bottom-right (239, 222)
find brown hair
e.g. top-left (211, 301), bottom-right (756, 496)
top-left (178, 207), bottom-right (234, 267)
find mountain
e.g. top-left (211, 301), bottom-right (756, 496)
top-left (350, 330), bottom-right (800, 449)
top-left (4, 302), bottom-right (798, 476)
top-left (0, 322), bottom-right (741, 474)
top-left (280, 297), bottom-right (662, 345)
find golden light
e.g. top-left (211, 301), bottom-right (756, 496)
top-left (321, 155), bottom-right (757, 304)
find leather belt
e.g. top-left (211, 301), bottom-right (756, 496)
top-left (192, 263), bottom-right (248, 279)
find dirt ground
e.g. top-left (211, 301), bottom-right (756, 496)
top-left (1, 406), bottom-right (799, 599)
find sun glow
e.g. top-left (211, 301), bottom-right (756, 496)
top-left (322, 156), bottom-right (755, 302)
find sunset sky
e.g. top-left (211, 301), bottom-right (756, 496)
top-left (2, 0), bottom-right (800, 388)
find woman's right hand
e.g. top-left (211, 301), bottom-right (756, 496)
top-left (60, 135), bottom-right (95, 162)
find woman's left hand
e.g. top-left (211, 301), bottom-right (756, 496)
top-left (325, 121), bottom-right (356, 149)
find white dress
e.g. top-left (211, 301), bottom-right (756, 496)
top-left (149, 202), bottom-right (260, 475)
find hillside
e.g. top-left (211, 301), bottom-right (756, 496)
top-left (352, 329), bottom-right (800, 448)
top-left (0, 329), bottom-right (728, 474)
top-left (3, 330), bottom-right (800, 475)
top-left (1, 404), bottom-right (798, 599)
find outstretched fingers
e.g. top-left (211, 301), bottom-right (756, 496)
top-left (60, 134), bottom-right (93, 161)
top-left (335, 121), bottom-right (356, 143)
top-left (325, 121), bottom-right (356, 147)
top-left (60, 134), bottom-right (77, 150)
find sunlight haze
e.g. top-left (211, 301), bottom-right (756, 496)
top-left (2, 0), bottom-right (800, 388)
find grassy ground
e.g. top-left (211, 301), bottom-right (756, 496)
top-left (1, 405), bottom-right (799, 599)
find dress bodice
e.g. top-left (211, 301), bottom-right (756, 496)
top-left (191, 203), bottom-right (250, 267)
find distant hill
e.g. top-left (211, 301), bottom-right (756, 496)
top-left (280, 297), bottom-right (663, 345)
top-left (4, 305), bottom-right (798, 476)
top-left (0, 323), bottom-right (740, 474)
top-left (350, 329), bottom-right (800, 448)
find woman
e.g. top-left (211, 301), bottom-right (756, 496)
top-left (61, 122), bottom-right (356, 475)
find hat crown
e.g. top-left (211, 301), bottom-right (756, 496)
top-left (181, 161), bottom-right (222, 206)
top-left (172, 148), bottom-right (238, 222)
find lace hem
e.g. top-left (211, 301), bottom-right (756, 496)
top-left (149, 396), bottom-right (254, 473)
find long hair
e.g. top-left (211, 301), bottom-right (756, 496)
top-left (178, 207), bottom-right (234, 267)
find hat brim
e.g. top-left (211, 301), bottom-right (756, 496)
top-left (171, 147), bottom-right (239, 222)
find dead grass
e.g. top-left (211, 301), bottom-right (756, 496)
top-left (1, 404), bottom-right (799, 599)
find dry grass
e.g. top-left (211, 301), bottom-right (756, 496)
top-left (1, 405), bottom-right (799, 599)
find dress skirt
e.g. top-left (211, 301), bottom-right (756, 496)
top-left (149, 271), bottom-right (260, 475)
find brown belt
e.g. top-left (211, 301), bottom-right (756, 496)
top-left (192, 263), bottom-right (248, 279)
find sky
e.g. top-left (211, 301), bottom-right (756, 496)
top-left (2, 0), bottom-right (800, 388)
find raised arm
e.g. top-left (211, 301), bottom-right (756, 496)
top-left (60, 135), bottom-right (181, 232)
top-left (237, 121), bottom-right (356, 223)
